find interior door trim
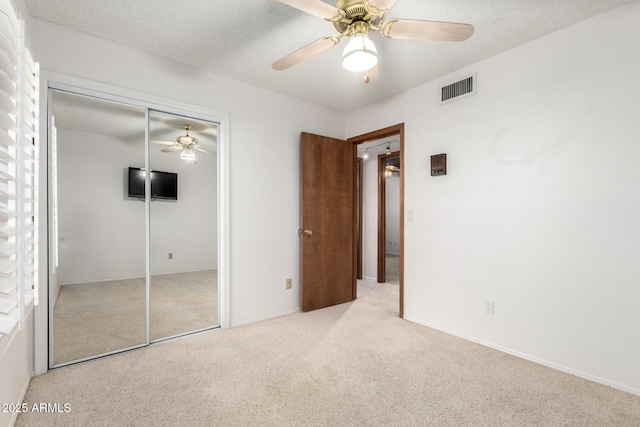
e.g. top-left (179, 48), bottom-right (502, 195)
top-left (356, 157), bottom-right (364, 280)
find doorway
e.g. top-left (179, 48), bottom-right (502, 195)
top-left (349, 124), bottom-right (404, 317)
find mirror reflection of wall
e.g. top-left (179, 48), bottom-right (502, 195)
top-left (50, 91), bottom-right (220, 366)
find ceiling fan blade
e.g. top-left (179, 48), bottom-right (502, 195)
top-left (381, 19), bottom-right (474, 42)
top-left (193, 146), bottom-right (213, 155)
top-left (151, 139), bottom-right (175, 146)
top-left (368, 0), bottom-right (399, 12)
top-left (277, 0), bottom-right (344, 21)
top-left (161, 145), bottom-right (182, 153)
top-left (272, 35), bottom-right (342, 70)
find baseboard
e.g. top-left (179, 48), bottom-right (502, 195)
top-left (231, 308), bottom-right (299, 328)
top-left (403, 315), bottom-right (640, 397)
top-left (361, 276), bottom-right (377, 282)
top-left (59, 268), bottom-right (218, 286)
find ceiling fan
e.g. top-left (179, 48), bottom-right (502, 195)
top-left (156, 124), bottom-right (211, 161)
top-left (272, 0), bottom-right (474, 73)
top-left (385, 164), bottom-right (400, 176)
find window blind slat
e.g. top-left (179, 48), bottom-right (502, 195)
top-left (0, 89), bottom-right (13, 112)
top-left (0, 170), bottom-right (16, 182)
top-left (0, 148), bottom-right (15, 162)
top-left (0, 259), bottom-right (16, 276)
top-left (0, 30), bottom-right (17, 60)
top-left (0, 128), bottom-right (13, 148)
top-left (0, 277), bottom-right (15, 294)
top-left (0, 50), bottom-right (12, 76)
top-left (0, 239), bottom-right (15, 256)
top-left (0, 109), bottom-right (14, 131)
top-left (0, 222), bottom-right (15, 236)
top-left (0, 297), bottom-right (16, 314)
top-left (0, 69), bottom-right (15, 97)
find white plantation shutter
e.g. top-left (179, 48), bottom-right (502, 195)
top-left (17, 23), bottom-right (37, 324)
top-left (0, 0), bottom-right (38, 342)
top-left (0, 0), bottom-right (19, 338)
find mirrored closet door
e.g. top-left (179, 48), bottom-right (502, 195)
top-left (49, 90), bottom-right (219, 367)
top-left (49, 91), bottom-right (148, 365)
top-left (148, 111), bottom-right (218, 341)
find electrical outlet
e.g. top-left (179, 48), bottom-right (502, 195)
top-left (484, 299), bottom-right (494, 315)
top-left (285, 278), bottom-right (292, 290)
top-left (168, 252), bottom-right (173, 260)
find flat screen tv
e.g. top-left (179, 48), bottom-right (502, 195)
top-left (128, 167), bottom-right (178, 200)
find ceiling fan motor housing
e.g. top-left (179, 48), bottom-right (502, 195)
top-left (333, 0), bottom-right (386, 35)
top-left (176, 123), bottom-right (198, 146)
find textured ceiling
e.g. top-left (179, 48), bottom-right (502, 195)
top-left (25, 0), bottom-right (636, 113)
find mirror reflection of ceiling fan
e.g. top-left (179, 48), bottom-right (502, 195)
top-left (385, 164), bottom-right (400, 177)
top-left (152, 124), bottom-right (212, 162)
top-left (272, 0), bottom-right (474, 74)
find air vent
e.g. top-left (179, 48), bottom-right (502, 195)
top-left (440, 74), bottom-right (476, 104)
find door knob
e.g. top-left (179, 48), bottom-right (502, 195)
top-left (297, 228), bottom-right (313, 237)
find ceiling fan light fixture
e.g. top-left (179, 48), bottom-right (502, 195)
top-left (342, 33), bottom-right (377, 72)
top-left (180, 147), bottom-right (196, 161)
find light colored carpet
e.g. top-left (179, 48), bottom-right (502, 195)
top-left (53, 270), bottom-right (218, 365)
top-left (20, 279), bottom-right (640, 426)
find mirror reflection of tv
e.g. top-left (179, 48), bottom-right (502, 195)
top-left (128, 167), bottom-right (178, 200)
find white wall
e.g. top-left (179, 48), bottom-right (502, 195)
top-left (347, 2), bottom-right (640, 395)
top-left (30, 19), bottom-right (345, 332)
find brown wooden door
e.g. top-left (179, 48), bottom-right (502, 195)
top-left (300, 132), bottom-right (355, 312)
